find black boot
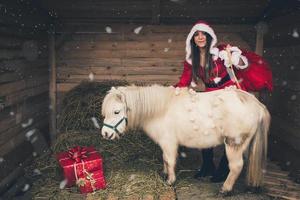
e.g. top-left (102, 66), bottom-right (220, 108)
top-left (210, 151), bottom-right (229, 182)
top-left (194, 148), bottom-right (216, 179)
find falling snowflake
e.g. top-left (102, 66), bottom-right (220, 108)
top-left (105, 26), bottom-right (112, 33)
top-left (91, 117), bottom-right (100, 129)
top-left (292, 29), bottom-right (299, 38)
top-left (22, 184), bottom-right (30, 192)
top-left (10, 111), bottom-right (15, 116)
top-left (32, 152), bottom-right (37, 157)
top-left (282, 81), bottom-right (287, 86)
top-left (134, 26), bottom-right (143, 34)
top-left (164, 47), bottom-right (169, 52)
top-left (168, 38), bottom-right (172, 43)
top-left (89, 72), bottom-right (94, 81)
top-left (31, 136), bottom-right (38, 143)
top-left (290, 66), bottom-right (295, 70)
top-left (59, 179), bottom-right (68, 189)
top-left (25, 129), bottom-right (36, 139)
top-left (21, 118), bottom-right (33, 128)
top-left (286, 161), bottom-right (291, 166)
top-left (33, 169), bottom-right (42, 175)
top-left (180, 152), bottom-right (187, 158)
top-left (0, 157), bottom-right (4, 163)
top-left (291, 95), bottom-right (297, 100)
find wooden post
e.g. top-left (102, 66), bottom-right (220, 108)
top-left (254, 21), bottom-right (270, 104)
top-left (152, 0), bottom-right (160, 24)
top-left (49, 27), bottom-right (57, 143)
top-left (255, 21), bottom-right (268, 56)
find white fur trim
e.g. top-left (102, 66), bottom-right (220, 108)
top-left (234, 55), bottom-right (249, 69)
top-left (185, 23), bottom-right (218, 64)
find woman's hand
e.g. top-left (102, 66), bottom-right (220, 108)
top-left (219, 45), bottom-right (248, 69)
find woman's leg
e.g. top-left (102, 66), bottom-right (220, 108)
top-left (210, 150), bottom-right (230, 182)
top-left (194, 148), bottom-right (216, 178)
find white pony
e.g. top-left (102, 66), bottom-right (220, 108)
top-left (101, 85), bottom-right (270, 194)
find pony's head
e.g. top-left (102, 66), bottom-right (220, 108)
top-left (101, 87), bottom-right (128, 140)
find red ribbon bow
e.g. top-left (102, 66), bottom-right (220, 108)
top-left (68, 146), bottom-right (88, 162)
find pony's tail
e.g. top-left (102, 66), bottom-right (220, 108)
top-left (246, 107), bottom-right (271, 187)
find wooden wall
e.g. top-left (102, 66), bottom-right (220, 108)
top-left (56, 23), bottom-right (252, 107)
top-left (264, 12), bottom-right (300, 169)
top-left (0, 1), bottom-right (50, 193)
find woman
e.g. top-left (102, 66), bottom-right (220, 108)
top-left (175, 20), bottom-right (273, 182)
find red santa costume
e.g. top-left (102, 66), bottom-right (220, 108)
top-left (175, 20), bottom-right (273, 182)
top-left (175, 20), bottom-right (273, 92)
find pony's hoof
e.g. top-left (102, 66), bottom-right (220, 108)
top-left (218, 188), bottom-right (233, 197)
top-left (166, 180), bottom-right (176, 186)
top-left (159, 172), bottom-right (168, 181)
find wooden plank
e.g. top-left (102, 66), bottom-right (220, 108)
top-left (0, 117), bottom-right (48, 157)
top-left (56, 24), bottom-right (253, 34)
top-left (58, 49), bottom-right (185, 59)
top-left (56, 77), bottom-right (178, 92)
top-left (0, 49), bottom-right (22, 60)
top-left (0, 36), bottom-right (23, 49)
top-left (0, 72), bottom-right (22, 83)
top-left (57, 66), bottom-right (182, 77)
top-left (57, 58), bottom-right (182, 69)
top-left (60, 40), bottom-right (185, 51)
top-left (4, 84), bottom-right (49, 108)
top-left (0, 59), bottom-right (48, 73)
top-left (0, 75), bottom-right (48, 96)
top-left (0, 109), bottom-right (49, 147)
top-left (0, 97), bottom-right (48, 133)
top-left (0, 141), bottom-right (33, 181)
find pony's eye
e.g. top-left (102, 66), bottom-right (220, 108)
top-left (114, 110), bottom-right (120, 115)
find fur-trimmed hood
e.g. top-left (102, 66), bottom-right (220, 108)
top-left (185, 20), bottom-right (219, 64)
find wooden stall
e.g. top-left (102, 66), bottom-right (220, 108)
top-left (0, 0), bottom-right (51, 194)
top-left (0, 0), bottom-right (299, 198)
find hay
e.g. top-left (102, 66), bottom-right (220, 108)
top-left (27, 131), bottom-right (174, 200)
top-left (58, 80), bottom-right (127, 131)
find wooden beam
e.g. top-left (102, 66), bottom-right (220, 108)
top-left (255, 21), bottom-right (268, 56)
top-left (49, 28), bottom-right (57, 143)
top-left (152, 0), bottom-right (161, 24)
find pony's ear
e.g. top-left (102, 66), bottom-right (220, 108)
top-left (116, 93), bottom-right (125, 102)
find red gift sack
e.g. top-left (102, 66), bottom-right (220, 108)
top-left (56, 146), bottom-right (106, 189)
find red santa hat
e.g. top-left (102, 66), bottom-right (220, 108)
top-left (185, 20), bottom-right (218, 64)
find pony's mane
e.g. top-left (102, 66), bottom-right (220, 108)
top-left (104, 84), bottom-right (175, 129)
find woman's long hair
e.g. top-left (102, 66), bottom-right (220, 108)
top-left (190, 32), bottom-right (213, 82)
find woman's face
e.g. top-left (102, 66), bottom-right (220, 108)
top-left (193, 31), bottom-right (207, 48)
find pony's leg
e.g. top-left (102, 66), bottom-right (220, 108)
top-left (161, 144), bottom-right (178, 185)
top-left (163, 160), bottom-right (168, 174)
top-left (221, 144), bottom-right (244, 193)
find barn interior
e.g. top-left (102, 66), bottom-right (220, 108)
top-left (0, 0), bottom-right (300, 199)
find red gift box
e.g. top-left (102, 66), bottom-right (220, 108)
top-left (77, 169), bottom-right (106, 193)
top-left (56, 146), bottom-right (105, 188)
